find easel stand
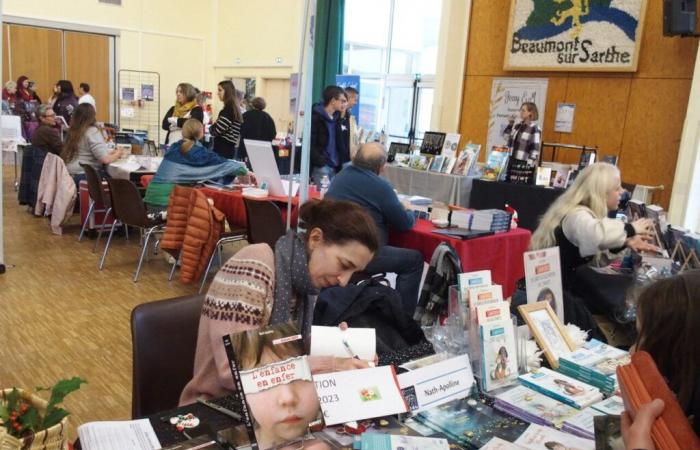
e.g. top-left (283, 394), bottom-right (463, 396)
top-left (670, 242), bottom-right (700, 271)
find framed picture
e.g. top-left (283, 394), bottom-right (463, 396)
top-left (518, 301), bottom-right (575, 369)
top-left (420, 132), bottom-right (446, 156)
top-left (504, 0), bottom-right (648, 72)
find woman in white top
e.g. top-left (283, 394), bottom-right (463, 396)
top-left (60, 103), bottom-right (121, 183)
top-left (530, 162), bottom-right (659, 314)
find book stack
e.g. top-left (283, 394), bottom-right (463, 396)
top-left (561, 407), bottom-right (603, 440)
top-left (450, 209), bottom-right (473, 229)
top-left (493, 385), bottom-right (580, 428)
top-left (558, 339), bottom-right (629, 395)
top-left (471, 209), bottom-right (512, 233)
top-left (518, 367), bottom-right (603, 409)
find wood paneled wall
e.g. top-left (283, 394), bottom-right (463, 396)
top-left (459, 1), bottom-right (698, 208)
top-left (2, 24), bottom-right (111, 122)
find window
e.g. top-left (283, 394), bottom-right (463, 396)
top-left (343, 0), bottom-right (443, 144)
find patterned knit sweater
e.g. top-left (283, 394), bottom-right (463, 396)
top-left (180, 243), bottom-right (275, 405)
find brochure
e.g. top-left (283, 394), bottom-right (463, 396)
top-left (312, 365), bottom-right (408, 425)
top-left (480, 320), bottom-right (519, 391)
top-left (518, 368), bottom-right (603, 410)
top-left (523, 247), bottom-right (564, 322)
top-left (514, 424), bottom-right (594, 450)
top-left (223, 322), bottom-right (319, 450)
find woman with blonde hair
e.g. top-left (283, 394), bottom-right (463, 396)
top-left (530, 162), bottom-right (658, 317)
top-left (145, 118), bottom-right (247, 212)
top-left (162, 82), bottom-right (204, 145)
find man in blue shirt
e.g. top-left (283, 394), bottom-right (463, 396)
top-left (310, 85), bottom-right (345, 188)
top-left (326, 142), bottom-right (425, 315)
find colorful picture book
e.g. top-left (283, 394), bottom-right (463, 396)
top-left (482, 146), bottom-right (510, 181)
top-left (494, 385), bottom-right (580, 428)
top-left (441, 156), bottom-right (456, 174)
top-left (414, 396), bottom-right (529, 449)
top-left (558, 339), bottom-right (629, 394)
top-left (518, 367), bottom-right (603, 410)
top-left (441, 133), bottom-right (461, 159)
top-left (408, 154), bottom-right (432, 171)
top-left (452, 143), bottom-right (481, 176)
top-left (479, 320), bottom-right (519, 391)
top-left (429, 155), bottom-right (446, 172)
top-left (394, 153), bottom-right (410, 166)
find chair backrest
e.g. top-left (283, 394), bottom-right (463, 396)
top-left (244, 198), bottom-right (286, 248)
top-left (131, 294), bottom-right (204, 418)
top-left (106, 178), bottom-right (149, 228)
top-left (80, 164), bottom-right (109, 207)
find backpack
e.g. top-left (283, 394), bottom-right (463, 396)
top-left (413, 243), bottom-right (463, 326)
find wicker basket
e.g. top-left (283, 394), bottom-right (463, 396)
top-left (0, 389), bottom-right (69, 450)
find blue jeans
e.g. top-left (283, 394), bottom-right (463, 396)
top-left (364, 245), bottom-right (425, 317)
top-left (311, 165), bottom-right (336, 190)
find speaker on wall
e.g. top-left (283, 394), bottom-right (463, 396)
top-left (664, 0), bottom-right (697, 36)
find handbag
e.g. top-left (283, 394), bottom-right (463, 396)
top-left (617, 351), bottom-right (700, 450)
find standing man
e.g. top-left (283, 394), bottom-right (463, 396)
top-left (326, 142), bottom-right (425, 315)
top-left (78, 83), bottom-right (96, 109)
top-left (344, 86), bottom-right (360, 159)
top-left (310, 85), bottom-right (345, 188)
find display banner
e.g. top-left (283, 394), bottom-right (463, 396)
top-left (504, 0), bottom-right (648, 72)
top-left (335, 74), bottom-right (360, 118)
top-left (487, 78), bottom-right (548, 156)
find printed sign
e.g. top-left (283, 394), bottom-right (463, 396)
top-left (504, 0), bottom-right (648, 71)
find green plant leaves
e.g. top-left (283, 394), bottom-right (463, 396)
top-left (38, 377), bottom-right (86, 413)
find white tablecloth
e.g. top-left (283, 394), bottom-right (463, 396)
top-left (382, 164), bottom-right (478, 207)
top-left (107, 155), bottom-right (162, 180)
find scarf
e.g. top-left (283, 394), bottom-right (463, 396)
top-left (270, 230), bottom-right (319, 344)
top-left (173, 100), bottom-right (197, 118)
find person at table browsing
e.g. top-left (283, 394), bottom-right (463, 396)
top-left (310, 85), bottom-right (345, 188)
top-left (530, 162), bottom-right (659, 315)
top-left (60, 103), bottom-right (121, 184)
top-left (239, 96), bottom-right (276, 163)
top-left (162, 82), bottom-right (203, 145)
top-left (179, 199), bottom-right (379, 405)
top-left (210, 80), bottom-right (243, 160)
top-left (325, 142), bottom-right (425, 315)
top-left (144, 119), bottom-right (247, 213)
top-left (31, 105), bottom-right (62, 155)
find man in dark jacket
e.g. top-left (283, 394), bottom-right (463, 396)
top-left (310, 85), bottom-right (345, 188)
top-left (326, 142), bottom-right (425, 315)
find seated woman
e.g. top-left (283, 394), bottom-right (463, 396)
top-left (60, 103), bottom-right (121, 184)
top-left (633, 271), bottom-right (700, 436)
top-left (144, 119), bottom-right (247, 213)
top-left (529, 162), bottom-right (658, 320)
top-left (180, 199), bottom-right (379, 405)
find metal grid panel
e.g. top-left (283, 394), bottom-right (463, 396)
top-left (117, 70), bottom-right (160, 143)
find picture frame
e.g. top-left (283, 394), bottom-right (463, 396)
top-left (518, 301), bottom-right (575, 369)
top-left (504, 0), bottom-right (648, 72)
top-left (420, 132), bottom-right (446, 156)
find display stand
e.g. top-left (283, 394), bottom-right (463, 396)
top-left (540, 142), bottom-right (598, 165)
top-left (117, 70), bottom-right (161, 144)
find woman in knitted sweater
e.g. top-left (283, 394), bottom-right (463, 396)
top-left (180, 199), bottom-right (380, 405)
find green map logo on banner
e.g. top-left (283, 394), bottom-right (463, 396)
top-left (504, 0), bottom-right (648, 71)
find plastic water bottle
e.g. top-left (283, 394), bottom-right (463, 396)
top-left (320, 175), bottom-right (330, 198)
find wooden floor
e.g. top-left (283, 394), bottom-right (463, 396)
top-left (0, 166), bottom-right (244, 440)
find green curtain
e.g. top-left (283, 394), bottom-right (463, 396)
top-left (312, 0), bottom-right (345, 103)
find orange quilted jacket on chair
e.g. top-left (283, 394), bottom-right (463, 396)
top-left (161, 186), bottom-right (225, 283)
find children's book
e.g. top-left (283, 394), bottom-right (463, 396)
top-left (480, 320), bottom-right (519, 391)
top-left (441, 133), bottom-right (461, 159)
top-left (514, 424), bottom-right (594, 450)
top-left (519, 367), bottom-right (603, 410)
top-left (452, 143), bottom-right (480, 176)
top-left (482, 146), bottom-right (510, 181)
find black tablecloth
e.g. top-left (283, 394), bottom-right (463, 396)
top-left (468, 179), bottom-right (564, 231)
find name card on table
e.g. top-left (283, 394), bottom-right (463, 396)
top-left (309, 326), bottom-right (376, 361)
top-left (313, 366), bottom-right (408, 425)
top-left (398, 354), bottom-right (474, 413)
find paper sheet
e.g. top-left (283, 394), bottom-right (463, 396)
top-left (77, 419), bottom-right (160, 450)
top-left (398, 354), bottom-right (474, 413)
top-left (309, 326), bottom-right (376, 361)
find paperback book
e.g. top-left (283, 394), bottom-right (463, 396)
top-left (479, 320), bottom-right (519, 391)
top-left (457, 270), bottom-right (492, 304)
top-left (591, 395), bottom-right (625, 416)
top-left (518, 367), bottom-right (603, 410)
top-left (523, 247), bottom-right (565, 323)
top-left (558, 339), bottom-right (629, 394)
top-left (562, 407), bottom-right (604, 440)
top-left (452, 143), bottom-right (481, 176)
top-left (482, 146), bottom-right (510, 181)
top-left (429, 155), bottom-right (446, 172)
top-left (514, 423), bottom-right (594, 450)
top-left (408, 154), bottom-right (432, 171)
top-left (441, 133), bottom-right (461, 159)
top-left (493, 385), bottom-right (580, 428)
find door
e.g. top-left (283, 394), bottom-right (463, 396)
top-left (263, 78), bottom-right (291, 135)
top-left (64, 31), bottom-right (111, 122)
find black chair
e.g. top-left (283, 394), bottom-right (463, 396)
top-left (100, 178), bottom-right (165, 281)
top-left (243, 198), bottom-right (286, 248)
top-left (131, 294), bottom-right (203, 419)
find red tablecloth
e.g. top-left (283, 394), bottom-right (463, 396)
top-left (389, 220), bottom-right (532, 297)
top-left (198, 187), bottom-right (320, 229)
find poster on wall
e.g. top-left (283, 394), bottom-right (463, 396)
top-left (335, 74), bottom-right (360, 118)
top-left (504, 0), bottom-right (648, 72)
top-left (486, 78), bottom-right (548, 156)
